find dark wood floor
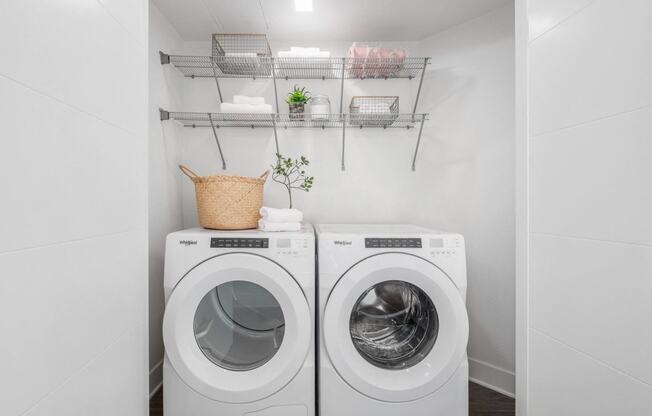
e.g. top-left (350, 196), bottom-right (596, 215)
top-left (150, 382), bottom-right (514, 415)
top-left (469, 382), bottom-right (515, 415)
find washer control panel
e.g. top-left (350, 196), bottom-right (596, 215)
top-left (210, 238), bottom-right (269, 249)
top-left (365, 238), bottom-right (422, 248)
top-left (275, 238), bottom-right (311, 255)
top-left (429, 237), bottom-right (462, 257)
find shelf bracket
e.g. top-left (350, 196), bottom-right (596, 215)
top-left (271, 115), bottom-right (280, 155)
top-left (159, 108), bottom-right (170, 121)
top-left (159, 51), bottom-right (170, 65)
top-left (411, 114), bottom-right (427, 171)
top-left (209, 57), bottom-right (224, 103)
top-left (272, 58), bottom-right (280, 113)
top-left (341, 115), bottom-right (347, 171)
top-left (339, 58), bottom-right (346, 114)
top-left (208, 113), bottom-right (227, 170)
top-left (411, 58), bottom-right (429, 119)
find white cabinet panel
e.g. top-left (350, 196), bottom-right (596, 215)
top-left (23, 328), bottom-right (147, 416)
top-left (532, 107), bottom-right (652, 245)
top-left (0, 77), bottom-right (145, 253)
top-left (528, 0), bottom-right (594, 40)
top-left (529, 0), bottom-right (652, 136)
top-left (532, 233), bottom-right (652, 385)
top-left (97, 0), bottom-right (149, 43)
top-left (0, 0), bottom-right (147, 134)
top-left (530, 330), bottom-right (652, 416)
top-left (0, 231), bottom-right (146, 416)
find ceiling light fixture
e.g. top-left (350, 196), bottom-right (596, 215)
top-left (294, 0), bottom-right (313, 12)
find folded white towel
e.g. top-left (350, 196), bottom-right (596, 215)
top-left (225, 52), bottom-right (258, 57)
top-left (359, 103), bottom-right (392, 113)
top-left (233, 95), bottom-right (266, 105)
top-left (258, 219), bottom-right (301, 232)
top-left (220, 103), bottom-right (274, 114)
top-left (260, 207), bottom-right (304, 223)
top-left (277, 51), bottom-right (331, 58)
top-left (291, 47), bottom-right (321, 54)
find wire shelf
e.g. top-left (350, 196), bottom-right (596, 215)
top-left (163, 54), bottom-right (430, 80)
top-left (161, 110), bottom-right (426, 129)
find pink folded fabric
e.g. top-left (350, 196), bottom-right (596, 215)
top-left (346, 44), bottom-right (406, 78)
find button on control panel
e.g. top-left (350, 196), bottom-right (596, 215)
top-left (211, 238), bottom-right (269, 249)
top-left (365, 238), bottom-right (422, 248)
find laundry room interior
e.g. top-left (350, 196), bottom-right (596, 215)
top-left (4, 0), bottom-right (651, 415)
top-left (149, 0), bottom-right (516, 413)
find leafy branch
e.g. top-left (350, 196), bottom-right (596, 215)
top-left (271, 153), bottom-right (315, 209)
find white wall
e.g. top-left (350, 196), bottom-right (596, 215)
top-left (0, 0), bottom-right (149, 415)
top-left (417, 5), bottom-right (515, 396)
top-left (172, 5), bottom-right (515, 395)
top-left (525, 0), bottom-right (652, 413)
top-left (148, 1), bottom-right (185, 396)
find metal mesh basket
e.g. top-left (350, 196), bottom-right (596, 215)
top-left (349, 96), bottom-right (400, 126)
top-left (211, 33), bottom-right (272, 77)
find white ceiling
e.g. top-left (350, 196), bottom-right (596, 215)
top-left (153, 0), bottom-right (512, 42)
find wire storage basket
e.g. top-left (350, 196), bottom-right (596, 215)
top-left (179, 165), bottom-right (269, 230)
top-left (211, 33), bottom-right (272, 77)
top-left (349, 96), bottom-right (400, 126)
top-left (346, 43), bottom-right (407, 79)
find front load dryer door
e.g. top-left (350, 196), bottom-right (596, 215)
top-left (163, 253), bottom-right (311, 403)
top-left (323, 253), bottom-right (468, 402)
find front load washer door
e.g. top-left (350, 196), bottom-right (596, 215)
top-left (163, 253), bottom-right (311, 403)
top-left (323, 253), bottom-right (468, 402)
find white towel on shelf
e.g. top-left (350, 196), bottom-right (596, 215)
top-left (260, 207), bottom-right (304, 223)
top-left (225, 52), bottom-right (258, 57)
top-left (277, 50), bottom-right (331, 58)
top-left (220, 103), bottom-right (274, 114)
top-left (359, 103), bottom-right (392, 114)
top-left (291, 47), bottom-right (321, 54)
top-left (258, 219), bottom-right (301, 232)
top-left (233, 95), bottom-right (266, 105)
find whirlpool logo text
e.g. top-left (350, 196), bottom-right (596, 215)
top-left (333, 240), bottom-right (352, 246)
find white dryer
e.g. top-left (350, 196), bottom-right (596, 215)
top-left (316, 224), bottom-right (469, 416)
top-left (163, 227), bottom-right (315, 416)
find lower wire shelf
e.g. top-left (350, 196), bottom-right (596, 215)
top-left (159, 109), bottom-right (428, 171)
top-left (159, 110), bottom-right (425, 129)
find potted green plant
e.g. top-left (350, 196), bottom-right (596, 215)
top-left (286, 85), bottom-right (311, 119)
top-left (271, 153), bottom-right (314, 208)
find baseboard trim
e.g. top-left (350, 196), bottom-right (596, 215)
top-left (149, 358), bottom-right (164, 398)
top-left (468, 357), bottom-right (515, 398)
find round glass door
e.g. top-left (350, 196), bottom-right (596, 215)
top-left (350, 280), bottom-right (438, 370)
top-left (322, 253), bottom-right (468, 402)
top-left (194, 281), bottom-right (285, 371)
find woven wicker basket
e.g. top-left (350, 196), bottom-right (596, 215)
top-left (179, 165), bottom-right (269, 230)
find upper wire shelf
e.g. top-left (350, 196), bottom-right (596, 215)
top-left (161, 53), bottom-right (431, 80)
top-left (160, 110), bottom-right (427, 129)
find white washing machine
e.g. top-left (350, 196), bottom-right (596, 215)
top-left (316, 224), bottom-right (469, 415)
top-left (163, 227), bottom-right (315, 416)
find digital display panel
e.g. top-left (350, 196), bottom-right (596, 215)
top-left (365, 238), bottom-right (422, 248)
top-left (210, 238), bottom-right (269, 248)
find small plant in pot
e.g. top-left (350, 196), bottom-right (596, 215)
top-left (271, 153), bottom-right (314, 209)
top-left (286, 85), bottom-right (311, 119)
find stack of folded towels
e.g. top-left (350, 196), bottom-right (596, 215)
top-left (277, 47), bottom-right (331, 58)
top-left (258, 207), bottom-right (303, 232)
top-left (220, 95), bottom-right (273, 114)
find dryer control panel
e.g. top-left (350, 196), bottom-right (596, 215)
top-left (365, 238), bottom-right (422, 248)
top-left (210, 238), bottom-right (269, 249)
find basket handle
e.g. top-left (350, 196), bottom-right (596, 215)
top-left (259, 170), bottom-right (270, 180)
top-left (179, 164), bottom-right (200, 179)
